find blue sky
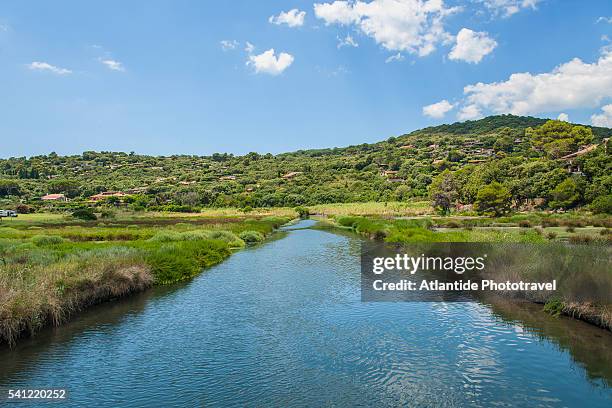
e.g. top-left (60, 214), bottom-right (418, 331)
top-left (1, 0), bottom-right (611, 157)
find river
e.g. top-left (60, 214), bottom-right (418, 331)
top-left (1, 220), bottom-right (611, 407)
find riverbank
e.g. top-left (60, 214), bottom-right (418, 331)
top-left (319, 214), bottom-right (612, 330)
top-left (0, 212), bottom-right (293, 345)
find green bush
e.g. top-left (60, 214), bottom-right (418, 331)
top-left (32, 235), bottom-right (66, 246)
top-left (72, 208), bottom-right (97, 221)
top-left (294, 206), bottom-right (310, 219)
top-left (208, 231), bottom-right (245, 248)
top-left (590, 195), bottom-right (612, 214)
top-left (239, 230), bottom-right (265, 244)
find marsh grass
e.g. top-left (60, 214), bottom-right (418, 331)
top-left (0, 214), bottom-right (291, 344)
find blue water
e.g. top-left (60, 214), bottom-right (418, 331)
top-left (1, 220), bottom-right (611, 407)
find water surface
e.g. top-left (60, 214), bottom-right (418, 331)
top-left (1, 220), bottom-right (611, 407)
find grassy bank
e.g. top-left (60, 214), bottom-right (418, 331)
top-left (323, 214), bottom-right (612, 329)
top-left (0, 213), bottom-right (292, 345)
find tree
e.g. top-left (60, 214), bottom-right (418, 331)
top-left (48, 179), bottom-right (80, 198)
top-left (72, 208), bottom-right (97, 221)
top-left (428, 170), bottom-right (457, 215)
top-left (0, 179), bottom-right (20, 196)
top-left (527, 120), bottom-right (593, 158)
top-left (475, 182), bottom-right (511, 216)
top-left (549, 178), bottom-right (581, 210)
top-left (590, 195), bottom-right (612, 214)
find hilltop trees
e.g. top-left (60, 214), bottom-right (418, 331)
top-left (527, 120), bottom-right (593, 158)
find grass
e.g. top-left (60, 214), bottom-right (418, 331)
top-left (326, 213), bottom-right (612, 329)
top-left (309, 201), bottom-right (432, 217)
top-left (0, 213), bottom-right (291, 345)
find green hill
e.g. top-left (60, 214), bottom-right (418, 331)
top-left (0, 115), bottom-right (610, 214)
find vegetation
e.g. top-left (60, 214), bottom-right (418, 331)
top-left (0, 116), bottom-right (609, 217)
top-left (0, 214), bottom-right (290, 344)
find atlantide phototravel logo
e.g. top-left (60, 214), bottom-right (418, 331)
top-left (360, 242), bottom-right (607, 302)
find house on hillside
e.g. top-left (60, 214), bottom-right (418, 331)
top-left (381, 170), bottom-right (399, 177)
top-left (41, 193), bottom-right (68, 202)
top-left (90, 191), bottom-right (127, 201)
top-left (126, 187), bottom-right (148, 194)
top-left (399, 144), bottom-right (415, 150)
top-left (219, 175), bottom-right (237, 181)
top-left (282, 172), bottom-right (302, 180)
top-left (559, 139), bottom-right (608, 174)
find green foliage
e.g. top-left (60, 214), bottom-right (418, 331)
top-left (32, 235), bottom-right (66, 246)
top-left (294, 206), bottom-right (310, 219)
top-left (527, 120), bottom-right (594, 158)
top-left (239, 230), bottom-right (265, 244)
top-left (72, 208), bottom-right (97, 220)
top-left (0, 179), bottom-right (20, 196)
top-left (590, 195), bottom-right (612, 214)
top-left (428, 170), bottom-right (456, 215)
top-left (475, 182), bottom-right (511, 217)
top-left (543, 298), bottom-right (565, 317)
top-left (549, 178), bottom-right (581, 210)
top-left (146, 240), bottom-right (231, 284)
top-left (0, 115), bottom-right (609, 214)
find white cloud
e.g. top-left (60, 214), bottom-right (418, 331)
top-left (423, 99), bottom-right (455, 118)
top-left (0, 24), bottom-right (8, 32)
top-left (385, 52), bottom-right (405, 63)
top-left (220, 40), bottom-right (239, 51)
top-left (477, 0), bottom-right (541, 18)
top-left (557, 113), bottom-right (569, 122)
top-left (269, 9), bottom-right (306, 27)
top-left (314, 0), bottom-right (459, 56)
top-left (458, 104), bottom-right (482, 120)
top-left (314, 1), bottom-right (360, 25)
top-left (337, 34), bottom-right (359, 48)
top-left (100, 59), bottom-right (125, 72)
top-left (245, 42), bottom-right (255, 53)
top-left (448, 28), bottom-right (497, 63)
top-left (456, 51), bottom-right (612, 117)
top-left (247, 49), bottom-right (294, 75)
top-left (597, 16), bottom-right (612, 24)
top-left (27, 61), bottom-right (72, 75)
top-left (591, 104), bottom-right (612, 127)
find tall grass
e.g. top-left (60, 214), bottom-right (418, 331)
top-left (0, 215), bottom-right (291, 344)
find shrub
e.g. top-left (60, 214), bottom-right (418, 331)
top-left (148, 231), bottom-right (183, 242)
top-left (590, 195), bottom-right (612, 214)
top-left (518, 220), bottom-right (531, 228)
top-left (475, 182), bottom-right (511, 217)
top-left (446, 221), bottom-right (460, 228)
top-left (541, 218), bottom-right (559, 227)
top-left (100, 209), bottom-right (116, 219)
top-left (565, 226), bottom-right (575, 233)
top-left (208, 230), bottom-right (245, 248)
top-left (546, 231), bottom-right (557, 240)
top-left (72, 208), bottom-right (97, 221)
top-left (543, 298), bottom-right (564, 317)
top-left (239, 230), bottom-right (265, 244)
top-left (32, 235), bottom-right (66, 246)
top-left (294, 206), bottom-right (310, 219)
top-left (600, 229), bottom-right (611, 236)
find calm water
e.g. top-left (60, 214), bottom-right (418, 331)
top-left (1, 220), bottom-right (611, 407)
